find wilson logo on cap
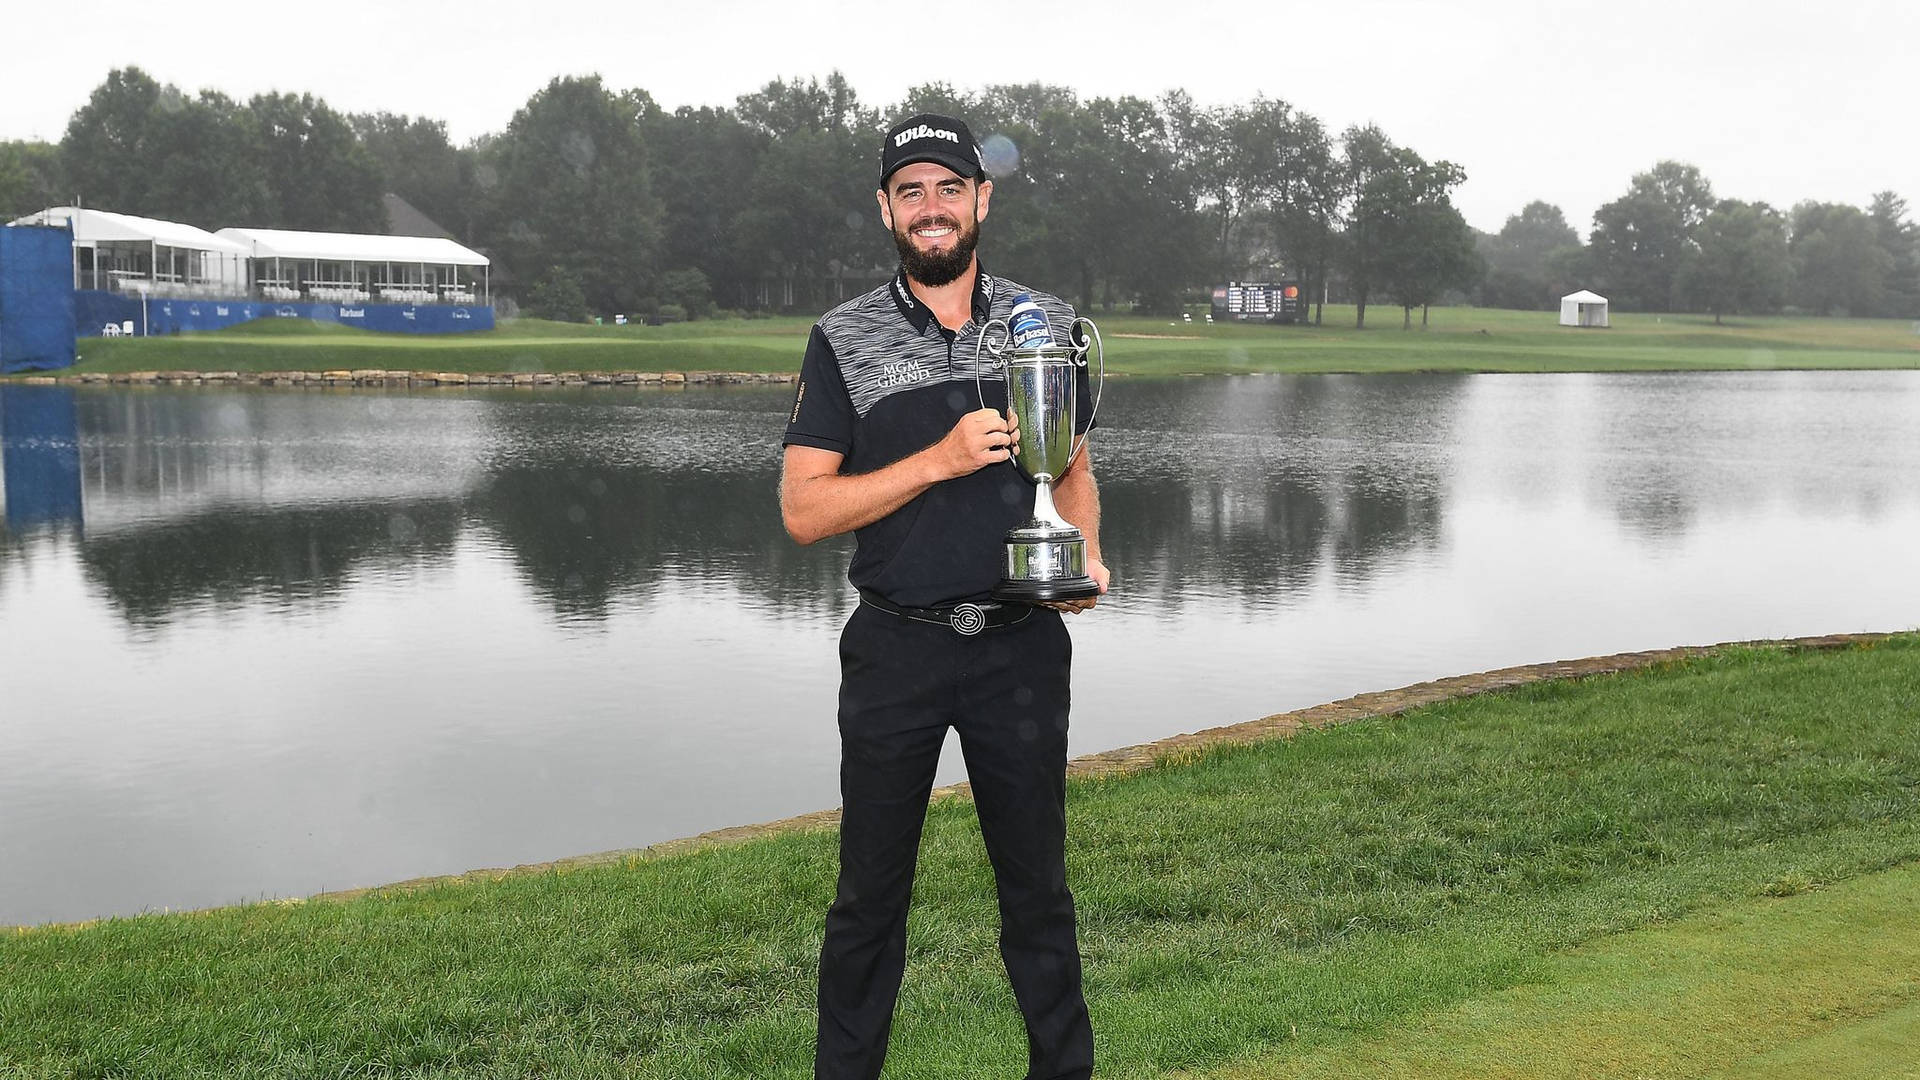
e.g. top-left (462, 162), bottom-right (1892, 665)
top-left (894, 125), bottom-right (960, 147)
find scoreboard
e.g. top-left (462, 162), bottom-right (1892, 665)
top-left (1211, 281), bottom-right (1302, 324)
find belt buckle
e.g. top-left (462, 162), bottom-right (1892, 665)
top-left (950, 602), bottom-right (988, 636)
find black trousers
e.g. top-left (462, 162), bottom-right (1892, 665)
top-left (815, 603), bottom-right (1093, 1080)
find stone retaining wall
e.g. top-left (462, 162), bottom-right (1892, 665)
top-left (10, 370), bottom-right (797, 388)
top-left (315, 632), bottom-right (1896, 904)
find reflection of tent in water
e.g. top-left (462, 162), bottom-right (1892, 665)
top-left (0, 386), bottom-right (84, 535)
top-left (1559, 289), bottom-right (1610, 328)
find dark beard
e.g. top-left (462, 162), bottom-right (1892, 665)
top-left (894, 215), bottom-right (979, 287)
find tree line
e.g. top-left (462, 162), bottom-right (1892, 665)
top-left (1479, 163), bottom-right (1919, 321)
top-left (2, 68), bottom-right (1913, 324)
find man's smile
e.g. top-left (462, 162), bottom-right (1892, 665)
top-left (910, 218), bottom-right (959, 242)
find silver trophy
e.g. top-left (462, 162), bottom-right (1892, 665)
top-left (974, 315), bottom-right (1105, 603)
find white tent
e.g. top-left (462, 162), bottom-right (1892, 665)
top-left (1559, 289), bottom-right (1610, 328)
top-left (8, 206), bottom-right (250, 295)
top-left (215, 228), bottom-right (488, 267)
top-left (216, 227), bottom-right (488, 304)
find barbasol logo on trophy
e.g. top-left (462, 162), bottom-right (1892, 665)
top-left (1008, 293), bottom-right (1054, 351)
top-left (894, 124), bottom-right (959, 147)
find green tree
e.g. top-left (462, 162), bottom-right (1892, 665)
top-left (643, 105), bottom-right (765, 309)
top-left (732, 74), bottom-right (882, 311)
top-left (1268, 116), bottom-right (1340, 324)
top-left (247, 92), bottom-right (385, 231)
top-left (60, 67), bottom-right (176, 216)
top-left (1173, 94), bottom-right (1302, 282)
top-left (1071, 95), bottom-right (1204, 313)
top-left (149, 90), bottom-right (264, 227)
top-left (1789, 201), bottom-right (1891, 316)
top-left (1341, 128), bottom-right (1464, 329)
top-left (61, 70), bottom-right (283, 228)
top-left (0, 140), bottom-right (62, 219)
top-left (481, 76), bottom-right (664, 316)
top-left (526, 265), bottom-right (588, 322)
top-left (1588, 161), bottom-right (1714, 311)
top-left (61, 69), bottom-right (384, 231)
top-left (657, 267), bottom-right (714, 318)
top-left (1681, 200), bottom-right (1791, 323)
top-left (1337, 125), bottom-right (1397, 328)
top-left (350, 112), bottom-right (469, 236)
top-left (1478, 201), bottom-right (1580, 310)
top-left (1867, 191), bottom-right (1918, 318)
top-left (1384, 200), bottom-right (1481, 328)
top-left (736, 72), bottom-right (870, 138)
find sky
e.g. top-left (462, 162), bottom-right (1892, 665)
top-left (4, 0), bottom-right (1915, 235)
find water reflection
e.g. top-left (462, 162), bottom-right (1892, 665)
top-left (9, 379), bottom-right (1479, 624)
top-left (80, 502), bottom-right (466, 627)
top-left (1092, 374), bottom-right (1461, 608)
top-left (1, 386), bottom-right (84, 536)
top-left (3, 373), bottom-right (1918, 927)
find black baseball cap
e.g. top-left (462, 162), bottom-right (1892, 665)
top-left (879, 113), bottom-right (985, 188)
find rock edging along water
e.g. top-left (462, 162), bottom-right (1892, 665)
top-left (305, 632), bottom-right (1895, 906)
top-left (8, 370), bottom-right (797, 388)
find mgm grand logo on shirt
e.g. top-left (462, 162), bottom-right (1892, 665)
top-left (875, 358), bottom-right (930, 389)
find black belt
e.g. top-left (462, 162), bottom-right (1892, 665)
top-left (858, 589), bottom-right (1031, 636)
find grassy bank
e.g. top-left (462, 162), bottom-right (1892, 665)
top-left (1202, 862), bottom-right (1920, 1079)
top-left (30, 306), bottom-right (1920, 378)
top-left (4, 635), bottom-right (1917, 1077)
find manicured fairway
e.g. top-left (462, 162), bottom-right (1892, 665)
top-left (1200, 863), bottom-right (1920, 1079)
top-left (33, 306), bottom-right (1920, 377)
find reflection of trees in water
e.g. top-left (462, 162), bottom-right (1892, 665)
top-left (38, 378), bottom-right (1476, 628)
top-left (1102, 466), bottom-right (1445, 610)
top-left (69, 462), bottom-right (857, 629)
top-left (1330, 474), bottom-right (1446, 584)
top-left (96, 373), bottom-right (1920, 628)
top-left (45, 387), bottom-right (851, 626)
top-left (79, 502), bottom-right (465, 628)
top-left (1097, 375), bottom-right (1462, 609)
top-left (470, 461), bottom-right (848, 620)
top-left (465, 391), bottom-right (850, 620)
top-left (1452, 372), bottom-right (1920, 548)
top-left (28, 374), bottom-right (1920, 631)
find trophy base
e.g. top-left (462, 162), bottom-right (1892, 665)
top-left (995, 528), bottom-right (1099, 604)
top-left (992, 576), bottom-right (1101, 604)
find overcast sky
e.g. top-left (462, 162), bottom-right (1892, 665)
top-left (5, 0), bottom-right (1913, 234)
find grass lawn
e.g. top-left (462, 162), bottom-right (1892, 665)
top-left (31, 306), bottom-right (1920, 377)
top-left (1198, 863), bottom-right (1920, 1079)
top-left (3, 635), bottom-right (1917, 1077)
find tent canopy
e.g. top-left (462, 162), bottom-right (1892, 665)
top-left (217, 228), bottom-right (488, 267)
top-left (9, 206), bottom-right (250, 255)
top-left (1560, 289), bottom-right (1610, 328)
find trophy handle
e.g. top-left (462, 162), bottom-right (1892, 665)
top-left (973, 316), bottom-right (1011, 413)
top-left (1065, 316), bottom-right (1104, 472)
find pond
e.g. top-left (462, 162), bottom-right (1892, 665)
top-left (2, 371), bottom-right (1916, 927)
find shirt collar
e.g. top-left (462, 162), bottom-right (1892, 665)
top-left (888, 263), bottom-right (996, 335)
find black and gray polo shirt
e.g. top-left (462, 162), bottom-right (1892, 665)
top-left (783, 265), bottom-right (1092, 609)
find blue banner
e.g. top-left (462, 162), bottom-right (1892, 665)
top-left (75, 291), bottom-right (495, 337)
top-left (0, 226), bottom-right (77, 372)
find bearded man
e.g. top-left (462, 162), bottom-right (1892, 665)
top-left (780, 112), bottom-right (1106, 1080)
